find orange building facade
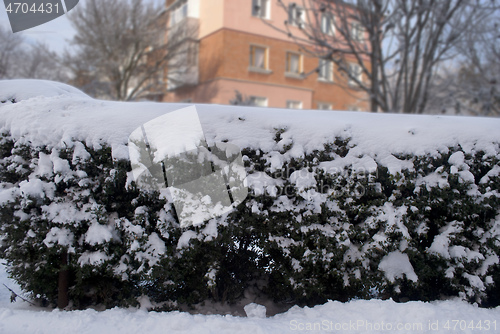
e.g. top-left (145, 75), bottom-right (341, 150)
top-left (163, 0), bottom-right (369, 111)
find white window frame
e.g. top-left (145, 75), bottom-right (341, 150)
top-left (286, 100), bottom-right (303, 109)
top-left (170, 2), bottom-right (188, 27)
top-left (318, 59), bottom-right (334, 82)
top-left (249, 44), bottom-right (269, 71)
top-left (249, 96), bottom-right (268, 107)
top-left (288, 3), bottom-right (305, 27)
top-left (321, 13), bottom-right (335, 36)
top-left (285, 51), bottom-right (303, 75)
top-left (351, 21), bottom-right (364, 41)
top-left (252, 0), bottom-right (271, 19)
top-left (348, 63), bottom-right (362, 86)
top-left (317, 102), bottom-right (332, 110)
top-left (186, 41), bottom-right (199, 67)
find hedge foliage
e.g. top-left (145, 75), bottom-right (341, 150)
top-left (0, 128), bottom-right (499, 310)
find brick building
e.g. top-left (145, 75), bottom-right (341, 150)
top-left (163, 0), bottom-right (369, 111)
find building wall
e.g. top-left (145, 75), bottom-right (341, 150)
top-left (198, 0), bottom-right (225, 38)
top-left (222, 0), bottom-right (303, 42)
top-left (164, 0), bottom-right (369, 111)
top-left (164, 78), bottom-right (313, 109)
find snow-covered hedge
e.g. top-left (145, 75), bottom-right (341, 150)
top-left (0, 80), bottom-right (499, 309)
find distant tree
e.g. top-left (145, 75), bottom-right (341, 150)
top-left (428, 13), bottom-right (499, 117)
top-left (0, 26), bottom-right (66, 81)
top-left (229, 90), bottom-right (255, 106)
top-left (268, 0), bottom-right (498, 113)
top-left (17, 42), bottom-right (68, 81)
top-left (64, 0), bottom-right (198, 101)
top-left (0, 26), bottom-right (23, 79)
top-left (453, 64), bottom-right (499, 117)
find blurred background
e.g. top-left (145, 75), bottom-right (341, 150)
top-left (1, 0), bottom-right (499, 116)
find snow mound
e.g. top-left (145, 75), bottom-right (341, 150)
top-left (3, 265), bottom-right (498, 334)
top-left (0, 80), bottom-right (89, 102)
top-left (243, 303), bottom-right (267, 318)
top-left (0, 79), bottom-right (499, 165)
top-left (1, 297), bottom-right (499, 334)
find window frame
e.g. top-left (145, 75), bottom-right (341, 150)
top-left (170, 1), bottom-right (188, 27)
top-left (186, 41), bottom-right (199, 67)
top-left (252, 0), bottom-right (271, 19)
top-left (318, 59), bottom-right (334, 82)
top-left (249, 44), bottom-right (270, 73)
top-left (348, 63), bottom-right (363, 86)
top-left (249, 96), bottom-right (268, 107)
top-left (286, 100), bottom-right (303, 109)
top-left (321, 13), bottom-right (335, 36)
top-left (288, 3), bottom-right (305, 27)
top-left (285, 51), bottom-right (303, 77)
top-left (351, 21), bottom-right (364, 41)
top-left (317, 102), bottom-right (332, 110)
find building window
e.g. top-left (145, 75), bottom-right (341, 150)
top-left (249, 45), bottom-right (268, 70)
top-left (288, 3), bottom-right (305, 27)
top-left (317, 103), bottom-right (332, 110)
top-left (252, 0), bottom-right (270, 19)
top-left (287, 100), bottom-right (303, 109)
top-left (318, 59), bottom-right (334, 82)
top-left (348, 63), bottom-right (362, 86)
top-left (170, 2), bottom-right (188, 27)
top-left (185, 41), bottom-right (199, 67)
top-left (351, 21), bottom-right (364, 41)
top-left (286, 52), bottom-right (302, 75)
top-left (347, 105), bottom-right (361, 111)
top-left (249, 96), bottom-right (268, 107)
top-left (321, 13), bottom-right (335, 35)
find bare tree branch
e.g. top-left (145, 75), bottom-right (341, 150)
top-left (427, 6), bottom-right (500, 117)
top-left (0, 26), bottom-right (67, 81)
top-left (0, 26), bottom-right (24, 79)
top-left (267, 0), bottom-right (498, 114)
top-left (64, 0), bottom-right (198, 101)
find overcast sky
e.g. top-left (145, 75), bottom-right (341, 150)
top-left (1, 4), bottom-right (75, 53)
top-left (1, 0), bottom-right (165, 53)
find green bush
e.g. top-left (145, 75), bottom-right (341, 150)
top-left (0, 129), bottom-right (499, 310)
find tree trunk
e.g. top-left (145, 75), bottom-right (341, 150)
top-left (57, 250), bottom-right (69, 309)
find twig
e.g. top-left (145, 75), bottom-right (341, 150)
top-left (2, 283), bottom-right (36, 306)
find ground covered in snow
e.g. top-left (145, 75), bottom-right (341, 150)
top-left (1, 262), bottom-right (499, 334)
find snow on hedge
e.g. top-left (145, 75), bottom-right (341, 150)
top-left (1, 80), bottom-right (499, 162)
top-left (1, 80), bottom-right (500, 310)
